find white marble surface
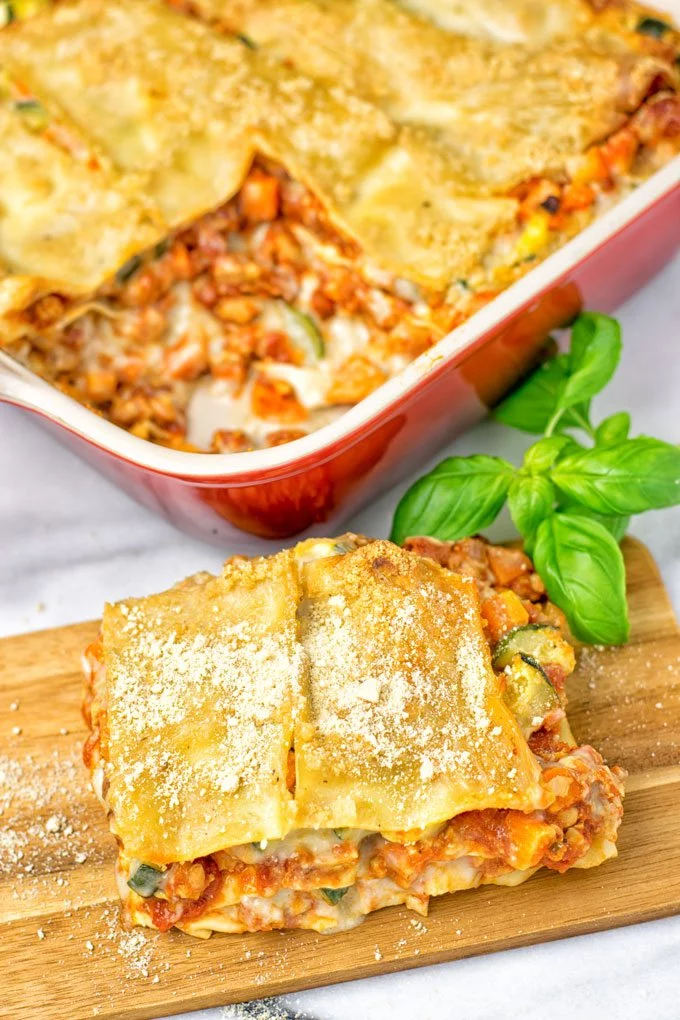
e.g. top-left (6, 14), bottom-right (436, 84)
top-left (1, 253), bottom-right (678, 1019)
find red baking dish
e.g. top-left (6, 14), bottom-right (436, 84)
top-left (1, 158), bottom-right (678, 547)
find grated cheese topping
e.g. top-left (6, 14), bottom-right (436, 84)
top-left (92, 537), bottom-right (545, 863)
top-left (294, 542), bottom-right (544, 830)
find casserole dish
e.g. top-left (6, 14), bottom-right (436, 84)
top-left (1, 156), bottom-right (677, 544)
top-left (0, 0), bottom-right (678, 544)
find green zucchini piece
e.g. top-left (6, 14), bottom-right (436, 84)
top-left (636, 16), bottom-right (671, 37)
top-left (116, 254), bottom-right (143, 285)
top-left (320, 886), bottom-right (350, 905)
top-left (283, 305), bottom-right (325, 361)
top-left (333, 539), bottom-right (357, 555)
top-left (153, 238), bottom-right (170, 260)
top-left (493, 623), bottom-right (573, 672)
top-left (0, 2), bottom-right (16, 26)
top-left (14, 98), bottom-right (48, 132)
top-left (127, 862), bottom-right (165, 898)
top-left (237, 32), bottom-right (257, 49)
top-left (502, 653), bottom-right (560, 737)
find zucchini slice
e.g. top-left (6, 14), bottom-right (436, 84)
top-left (502, 653), bottom-right (560, 737)
top-left (320, 886), bottom-right (350, 905)
top-left (493, 623), bottom-right (574, 673)
top-left (283, 304), bottom-right (325, 361)
top-left (127, 862), bottom-right (165, 898)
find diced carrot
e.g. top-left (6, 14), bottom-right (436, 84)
top-left (166, 241), bottom-right (194, 280)
top-left (210, 429), bottom-right (253, 453)
top-left (256, 330), bottom-right (303, 365)
top-left (212, 297), bottom-right (260, 324)
top-left (487, 545), bottom-right (531, 587)
top-left (326, 354), bottom-right (387, 405)
top-left (505, 813), bottom-right (556, 871)
top-left (561, 180), bottom-right (596, 212)
top-left (480, 590), bottom-right (530, 644)
top-left (163, 333), bottom-right (208, 381)
top-left (516, 178), bottom-right (562, 222)
top-left (251, 374), bottom-right (307, 423)
top-left (84, 369), bottom-right (118, 403)
top-left (240, 173), bottom-right (280, 223)
top-left (598, 128), bottom-right (639, 177)
top-left (265, 428), bottom-right (307, 447)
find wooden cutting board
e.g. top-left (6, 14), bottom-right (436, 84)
top-left (1, 537), bottom-right (679, 1020)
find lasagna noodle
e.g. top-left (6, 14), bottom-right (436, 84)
top-left (100, 549), bottom-right (304, 863)
top-left (0, 99), bottom-right (164, 336)
top-left (0, 0), bottom-right (519, 328)
top-left (185, 0), bottom-right (676, 189)
top-left (95, 540), bottom-right (547, 868)
top-left (295, 542), bottom-right (545, 831)
top-left (393, 0), bottom-right (593, 42)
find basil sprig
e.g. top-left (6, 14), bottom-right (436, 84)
top-left (390, 455), bottom-right (514, 545)
top-left (390, 312), bottom-right (680, 645)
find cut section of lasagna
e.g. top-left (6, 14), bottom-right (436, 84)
top-left (82, 535), bottom-right (624, 936)
top-left (1, 0), bottom-right (679, 452)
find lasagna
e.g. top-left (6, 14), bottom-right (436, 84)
top-left (82, 535), bottom-right (624, 937)
top-left (0, 0), bottom-right (679, 453)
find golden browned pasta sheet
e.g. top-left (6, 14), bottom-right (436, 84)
top-left (394, 0), bottom-right (592, 42)
top-left (191, 0), bottom-right (675, 189)
top-left (0, 0), bottom-right (677, 334)
top-left (101, 550), bottom-right (303, 864)
top-left (0, 95), bottom-right (164, 337)
top-left (295, 542), bottom-right (545, 832)
top-left (95, 538), bottom-right (549, 863)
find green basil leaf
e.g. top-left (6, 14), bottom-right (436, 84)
top-left (508, 476), bottom-right (555, 551)
top-left (557, 312), bottom-right (622, 413)
top-left (594, 513), bottom-right (630, 543)
top-left (523, 436), bottom-right (580, 473)
top-left (493, 356), bottom-right (568, 434)
top-left (533, 513), bottom-right (629, 645)
top-left (595, 411), bottom-right (630, 446)
top-left (558, 503), bottom-right (630, 543)
top-left (552, 437), bottom-right (680, 515)
top-left (390, 455), bottom-right (515, 545)
top-left (494, 355), bottom-right (591, 435)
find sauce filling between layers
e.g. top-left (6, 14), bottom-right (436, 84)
top-left (9, 81), bottom-right (680, 453)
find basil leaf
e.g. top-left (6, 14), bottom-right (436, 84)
top-left (595, 412), bottom-right (630, 446)
top-left (552, 438), bottom-right (680, 515)
top-left (508, 476), bottom-right (555, 552)
top-left (557, 313), bottom-right (622, 413)
top-left (558, 502), bottom-right (630, 543)
top-left (390, 455), bottom-right (515, 545)
top-left (533, 513), bottom-right (629, 645)
top-left (493, 355), bottom-right (591, 435)
top-left (524, 435), bottom-right (580, 473)
top-left (493, 357), bottom-right (568, 434)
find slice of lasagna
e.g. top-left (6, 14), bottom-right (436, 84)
top-left (82, 535), bottom-right (624, 936)
top-left (1, 0), bottom-right (679, 452)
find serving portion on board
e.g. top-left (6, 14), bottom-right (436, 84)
top-left (1, 537), bottom-right (678, 1020)
top-left (82, 533), bottom-right (625, 937)
top-left (1, 0), bottom-right (679, 452)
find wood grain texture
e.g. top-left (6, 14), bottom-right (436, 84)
top-left (0, 538), bottom-right (678, 1020)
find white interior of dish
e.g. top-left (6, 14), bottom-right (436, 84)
top-left (1, 155), bottom-right (678, 479)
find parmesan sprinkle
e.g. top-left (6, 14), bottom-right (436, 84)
top-left (92, 540), bottom-right (540, 860)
